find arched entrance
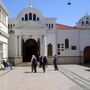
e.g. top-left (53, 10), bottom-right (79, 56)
top-left (84, 46), bottom-right (90, 64)
top-left (23, 39), bottom-right (39, 62)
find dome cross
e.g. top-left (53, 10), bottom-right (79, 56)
top-left (29, 0), bottom-right (32, 7)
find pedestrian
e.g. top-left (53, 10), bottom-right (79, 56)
top-left (2, 60), bottom-right (12, 69)
top-left (31, 55), bottom-right (37, 73)
top-left (38, 55), bottom-right (43, 68)
top-left (53, 55), bottom-right (58, 70)
top-left (42, 56), bottom-right (48, 72)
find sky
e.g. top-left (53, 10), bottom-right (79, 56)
top-left (2, 0), bottom-right (90, 26)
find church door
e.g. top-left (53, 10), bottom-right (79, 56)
top-left (84, 46), bottom-right (90, 64)
top-left (23, 39), bottom-right (39, 62)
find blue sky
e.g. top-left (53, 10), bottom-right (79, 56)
top-left (3, 0), bottom-right (90, 26)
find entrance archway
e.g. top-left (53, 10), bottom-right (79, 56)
top-left (23, 39), bottom-right (39, 62)
top-left (84, 46), bottom-right (90, 64)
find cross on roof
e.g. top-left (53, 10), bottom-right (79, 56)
top-left (29, 0), bottom-right (32, 7)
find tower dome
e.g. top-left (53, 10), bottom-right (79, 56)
top-left (17, 7), bottom-right (44, 22)
top-left (77, 15), bottom-right (90, 27)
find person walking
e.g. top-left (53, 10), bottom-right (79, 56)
top-left (38, 55), bottom-right (43, 68)
top-left (53, 55), bottom-right (58, 70)
top-left (31, 55), bottom-right (37, 73)
top-left (42, 56), bottom-right (48, 72)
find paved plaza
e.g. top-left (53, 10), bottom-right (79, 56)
top-left (0, 64), bottom-right (90, 90)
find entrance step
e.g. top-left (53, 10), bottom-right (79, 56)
top-left (16, 62), bottom-right (31, 67)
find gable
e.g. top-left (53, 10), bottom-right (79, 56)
top-left (15, 21), bottom-right (47, 30)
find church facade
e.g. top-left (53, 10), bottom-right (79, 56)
top-left (8, 6), bottom-right (90, 65)
top-left (0, 1), bottom-right (8, 64)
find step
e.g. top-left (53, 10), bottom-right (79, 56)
top-left (16, 62), bottom-right (31, 67)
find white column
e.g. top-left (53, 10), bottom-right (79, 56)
top-left (15, 35), bottom-right (18, 57)
top-left (40, 35), bottom-right (43, 55)
top-left (44, 35), bottom-right (47, 56)
top-left (42, 35), bottom-right (47, 56)
top-left (19, 35), bottom-right (21, 57)
top-left (15, 35), bottom-right (20, 57)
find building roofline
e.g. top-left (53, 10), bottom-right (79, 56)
top-left (55, 23), bottom-right (79, 30)
top-left (0, 0), bottom-right (8, 15)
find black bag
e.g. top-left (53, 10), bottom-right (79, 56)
top-left (32, 58), bottom-right (37, 66)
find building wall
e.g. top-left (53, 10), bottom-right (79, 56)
top-left (8, 33), bottom-right (16, 57)
top-left (80, 29), bottom-right (90, 51)
top-left (0, 1), bottom-right (8, 62)
top-left (0, 43), bottom-right (3, 63)
top-left (46, 30), bottom-right (57, 56)
top-left (8, 6), bottom-right (90, 64)
top-left (56, 30), bottom-right (80, 56)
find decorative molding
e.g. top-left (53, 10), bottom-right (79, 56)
top-left (9, 30), bottom-right (15, 34)
top-left (0, 19), bottom-right (8, 27)
top-left (0, 29), bottom-right (9, 38)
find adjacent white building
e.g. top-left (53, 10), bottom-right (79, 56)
top-left (0, 0), bottom-right (8, 64)
top-left (8, 6), bottom-right (90, 65)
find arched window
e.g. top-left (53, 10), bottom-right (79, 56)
top-left (25, 14), bottom-right (28, 21)
top-left (8, 24), bottom-right (10, 29)
top-left (49, 24), bottom-right (50, 28)
top-left (37, 17), bottom-right (39, 21)
top-left (22, 17), bottom-right (24, 21)
top-left (11, 24), bottom-right (12, 29)
top-left (81, 21), bottom-right (84, 25)
top-left (29, 13), bottom-right (32, 20)
top-left (33, 14), bottom-right (36, 21)
top-left (13, 24), bottom-right (15, 27)
top-left (86, 18), bottom-right (89, 26)
top-left (65, 39), bottom-right (69, 49)
top-left (86, 21), bottom-right (89, 26)
top-left (52, 24), bottom-right (53, 28)
top-left (47, 44), bottom-right (53, 56)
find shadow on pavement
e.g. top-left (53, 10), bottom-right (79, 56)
top-left (80, 64), bottom-right (90, 68)
top-left (69, 86), bottom-right (82, 90)
top-left (85, 69), bottom-right (90, 72)
top-left (23, 71), bottom-right (44, 74)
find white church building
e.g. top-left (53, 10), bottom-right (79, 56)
top-left (0, 0), bottom-right (8, 63)
top-left (8, 6), bottom-right (90, 65)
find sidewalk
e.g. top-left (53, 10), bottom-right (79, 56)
top-left (0, 68), bottom-right (12, 77)
top-left (0, 65), bottom-right (90, 90)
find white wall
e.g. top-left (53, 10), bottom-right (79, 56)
top-left (46, 30), bottom-right (56, 56)
top-left (56, 30), bottom-right (80, 56)
top-left (0, 22), bottom-right (8, 34)
top-left (80, 29), bottom-right (90, 51)
top-left (8, 34), bottom-right (16, 57)
top-left (0, 1), bottom-right (8, 62)
top-left (3, 43), bottom-right (8, 60)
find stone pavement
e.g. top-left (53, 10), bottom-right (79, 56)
top-left (0, 65), bottom-right (90, 90)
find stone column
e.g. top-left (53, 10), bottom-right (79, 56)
top-left (15, 35), bottom-right (20, 57)
top-left (14, 35), bottom-right (22, 64)
top-left (40, 36), bottom-right (42, 56)
top-left (15, 35), bottom-right (17, 57)
top-left (17, 35), bottom-right (19, 57)
top-left (19, 35), bottom-right (21, 57)
top-left (42, 35), bottom-right (47, 56)
top-left (44, 35), bottom-right (47, 56)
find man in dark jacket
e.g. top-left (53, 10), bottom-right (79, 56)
top-left (42, 56), bottom-right (48, 72)
top-left (53, 55), bottom-right (58, 70)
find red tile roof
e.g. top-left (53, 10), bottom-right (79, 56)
top-left (55, 24), bottom-right (78, 30)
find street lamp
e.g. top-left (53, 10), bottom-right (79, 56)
top-left (67, 0), bottom-right (71, 5)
